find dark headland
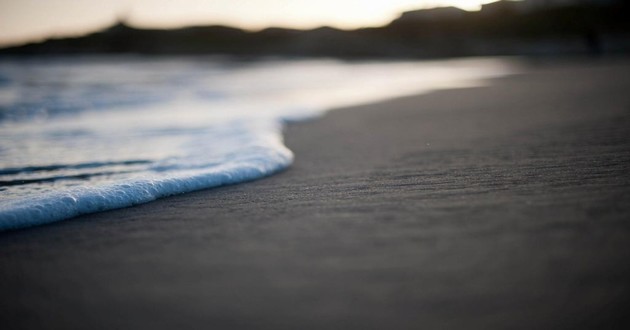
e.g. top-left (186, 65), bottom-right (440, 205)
top-left (1, 0), bottom-right (629, 58)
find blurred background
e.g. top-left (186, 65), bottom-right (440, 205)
top-left (1, 0), bottom-right (629, 58)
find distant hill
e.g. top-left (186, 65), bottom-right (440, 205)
top-left (1, 1), bottom-right (629, 58)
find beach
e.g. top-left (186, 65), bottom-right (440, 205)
top-left (1, 58), bottom-right (629, 329)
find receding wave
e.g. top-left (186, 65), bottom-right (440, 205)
top-left (0, 141), bottom-right (292, 231)
top-left (0, 56), bottom-right (516, 231)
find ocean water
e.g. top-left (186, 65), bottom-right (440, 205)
top-left (0, 56), bottom-right (516, 230)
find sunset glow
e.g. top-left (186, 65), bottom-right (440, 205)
top-left (0, 0), bottom-right (499, 46)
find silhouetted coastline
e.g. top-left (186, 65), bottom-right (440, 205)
top-left (1, 1), bottom-right (629, 58)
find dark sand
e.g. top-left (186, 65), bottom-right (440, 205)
top-left (1, 58), bottom-right (630, 329)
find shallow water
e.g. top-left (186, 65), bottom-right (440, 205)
top-left (0, 56), bottom-right (516, 230)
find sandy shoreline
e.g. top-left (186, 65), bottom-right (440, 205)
top-left (1, 58), bottom-right (630, 329)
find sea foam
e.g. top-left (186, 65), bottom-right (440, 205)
top-left (0, 56), bottom-right (516, 231)
top-left (0, 125), bottom-right (292, 230)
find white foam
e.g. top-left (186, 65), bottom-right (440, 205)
top-left (0, 118), bottom-right (292, 230)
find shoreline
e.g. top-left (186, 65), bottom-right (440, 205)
top-left (0, 56), bottom-right (514, 232)
top-left (1, 58), bottom-right (629, 329)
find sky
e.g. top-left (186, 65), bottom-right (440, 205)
top-left (0, 0), bottom-right (499, 47)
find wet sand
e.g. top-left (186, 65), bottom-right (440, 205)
top-left (1, 58), bottom-right (630, 329)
